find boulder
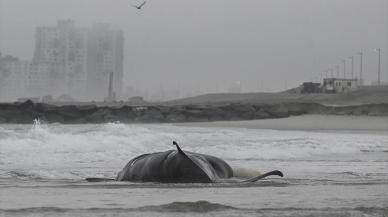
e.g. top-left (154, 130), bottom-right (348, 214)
top-left (351, 107), bottom-right (369, 115)
top-left (0, 107), bottom-right (22, 120)
top-left (197, 107), bottom-right (225, 121)
top-left (183, 107), bottom-right (208, 122)
top-left (0, 104), bottom-right (39, 123)
top-left (254, 108), bottom-right (272, 119)
top-left (78, 105), bottom-right (98, 115)
top-left (113, 106), bottom-right (136, 122)
top-left (366, 104), bottom-right (388, 116)
top-left (136, 108), bottom-right (165, 122)
top-left (86, 108), bottom-right (117, 123)
top-left (229, 103), bottom-right (256, 114)
top-left (45, 113), bottom-right (65, 123)
top-left (16, 100), bottom-right (46, 120)
top-left (263, 104), bottom-right (289, 118)
top-left (57, 105), bottom-right (82, 121)
top-left (35, 103), bottom-right (57, 113)
top-left (282, 103), bottom-right (307, 116)
top-left (6, 113), bottom-right (35, 123)
top-left (19, 100), bottom-right (35, 110)
top-left (219, 104), bottom-right (256, 120)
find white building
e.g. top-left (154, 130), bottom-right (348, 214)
top-left (0, 57), bottom-right (55, 102)
top-left (323, 78), bottom-right (358, 93)
top-left (28, 63), bottom-right (55, 97)
top-left (0, 21), bottom-right (124, 102)
top-left (86, 23), bottom-right (124, 100)
top-left (33, 20), bottom-right (89, 99)
top-left (0, 60), bottom-right (30, 101)
top-left (33, 20), bottom-right (124, 101)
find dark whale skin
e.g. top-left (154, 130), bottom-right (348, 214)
top-left (115, 149), bottom-right (233, 183)
top-left (86, 143), bottom-right (283, 183)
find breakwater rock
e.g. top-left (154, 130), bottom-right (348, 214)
top-left (0, 100), bottom-right (387, 124)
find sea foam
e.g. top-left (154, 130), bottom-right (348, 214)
top-left (0, 122), bottom-right (387, 180)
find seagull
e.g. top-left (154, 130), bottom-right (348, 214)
top-left (132, 1), bottom-right (146, 9)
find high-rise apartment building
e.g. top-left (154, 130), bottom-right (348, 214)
top-left (0, 54), bottom-right (54, 101)
top-left (0, 58), bottom-right (30, 101)
top-left (86, 24), bottom-right (124, 100)
top-left (33, 20), bottom-right (88, 98)
top-left (33, 20), bottom-right (124, 101)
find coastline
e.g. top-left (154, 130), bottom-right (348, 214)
top-left (176, 114), bottom-right (388, 133)
top-left (1, 100), bottom-right (387, 124)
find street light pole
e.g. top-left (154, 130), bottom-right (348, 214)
top-left (336, 64), bottom-right (340, 78)
top-left (374, 48), bottom-right (381, 85)
top-left (342, 59), bottom-right (346, 78)
top-left (349, 56), bottom-right (354, 79)
top-left (358, 52), bottom-right (363, 85)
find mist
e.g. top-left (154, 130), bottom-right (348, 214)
top-left (0, 0), bottom-right (387, 101)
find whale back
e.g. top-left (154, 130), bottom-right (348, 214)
top-left (116, 149), bottom-right (233, 183)
top-left (185, 152), bottom-right (233, 180)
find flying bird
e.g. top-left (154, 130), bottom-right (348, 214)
top-left (132, 1), bottom-right (146, 9)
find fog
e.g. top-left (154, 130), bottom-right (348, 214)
top-left (0, 0), bottom-right (387, 100)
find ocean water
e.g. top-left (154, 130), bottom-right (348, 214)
top-left (0, 121), bottom-right (388, 217)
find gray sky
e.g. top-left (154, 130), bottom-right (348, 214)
top-left (0, 0), bottom-right (387, 97)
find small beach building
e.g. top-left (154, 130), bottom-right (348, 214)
top-left (300, 82), bottom-right (322, 93)
top-left (323, 78), bottom-right (358, 93)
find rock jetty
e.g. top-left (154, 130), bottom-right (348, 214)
top-left (0, 100), bottom-right (387, 124)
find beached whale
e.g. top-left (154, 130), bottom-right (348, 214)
top-left (86, 141), bottom-right (283, 183)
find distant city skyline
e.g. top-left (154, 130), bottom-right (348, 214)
top-left (0, 20), bottom-right (124, 101)
top-left (0, 0), bottom-right (387, 99)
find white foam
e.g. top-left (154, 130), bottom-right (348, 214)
top-left (0, 122), bottom-right (387, 179)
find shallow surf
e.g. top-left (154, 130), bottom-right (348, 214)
top-left (1, 122), bottom-right (387, 216)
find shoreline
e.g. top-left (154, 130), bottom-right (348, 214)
top-left (1, 100), bottom-right (387, 124)
top-left (176, 114), bottom-right (388, 133)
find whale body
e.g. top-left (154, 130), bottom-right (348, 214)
top-left (86, 142), bottom-right (283, 183)
top-left (116, 144), bottom-right (233, 183)
top-left (116, 142), bottom-right (283, 183)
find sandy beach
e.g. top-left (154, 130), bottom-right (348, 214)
top-left (178, 114), bottom-right (388, 133)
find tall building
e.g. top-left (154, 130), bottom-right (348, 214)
top-left (0, 56), bottom-right (29, 101)
top-left (33, 20), bottom-right (88, 99)
top-left (0, 53), bottom-right (54, 101)
top-left (33, 20), bottom-right (124, 101)
top-left (86, 24), bottom-right (124, 100)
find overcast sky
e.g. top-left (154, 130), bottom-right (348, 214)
top-left (0, 0), bottom-right (387, 96)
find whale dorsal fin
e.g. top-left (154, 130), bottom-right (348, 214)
top-left (173, 141), bottom-right (185, 155)
top-left (172, 141), bottom-right (213, 182)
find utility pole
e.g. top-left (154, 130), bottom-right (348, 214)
top-left (349, 56), bottom-right (354, 79)
top-left (342, 59), bottom-right (346, 78)
top-left (336, 65), bottom-right (340, 78)
top-left (374, 48), bottom-right (382, 85)
top-left (105, 72), bottom-right (115, 102)
top-left (358, 52), bottom-right (363, 85)
top-left (0, 0), bottom-right (3, 51)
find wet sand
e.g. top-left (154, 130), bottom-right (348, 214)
top-left (178, 115), bottom-right (388, 133)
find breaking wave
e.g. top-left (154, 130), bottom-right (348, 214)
top-left (0, 121), bottom-right (387, 180)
